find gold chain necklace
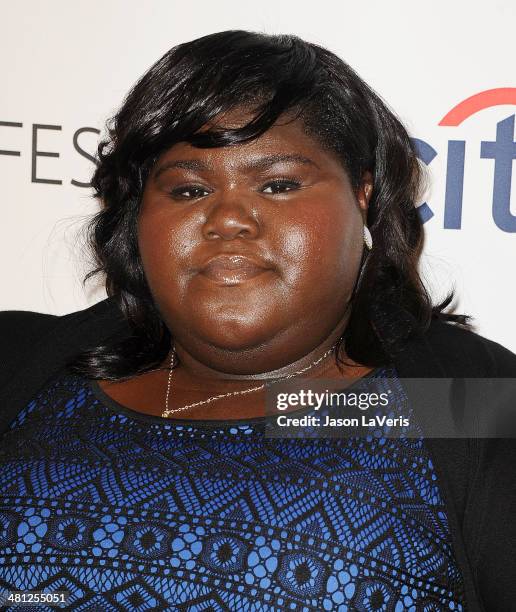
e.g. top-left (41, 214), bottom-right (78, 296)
top-left (159, 343), bottom-right (337, 418)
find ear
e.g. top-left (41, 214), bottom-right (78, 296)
top-left (356, 171), bottom-right (373, 220)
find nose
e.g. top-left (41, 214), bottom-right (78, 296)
top-left (202, 192), bottom-right (260, 241)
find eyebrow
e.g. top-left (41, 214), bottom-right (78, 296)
top-left (153, 153), bottom-right (319, 179)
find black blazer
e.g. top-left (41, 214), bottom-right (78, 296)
top-left (1, 295), bottom-right (516, 611)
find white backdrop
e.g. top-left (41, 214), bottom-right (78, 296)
top-left (1, 0), bottom-right (515, 351)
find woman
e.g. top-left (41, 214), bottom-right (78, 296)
top-left (1, 30), bottom-right (515, 611)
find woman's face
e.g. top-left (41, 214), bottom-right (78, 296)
top-left (138, 111), bottom-right (372, 375)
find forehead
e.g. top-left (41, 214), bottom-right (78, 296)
top-left (155, 113), bottom-right (344, 172)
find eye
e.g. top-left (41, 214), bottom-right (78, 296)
top-left (261, 179), bottom-right (302, 195)
top-left (169, 185), bottom-right (211, 200)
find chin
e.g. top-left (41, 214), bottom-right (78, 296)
top-left (205, 328), bottom-right (268, 352)
top-left (197, 318), bottom-right (278, 354)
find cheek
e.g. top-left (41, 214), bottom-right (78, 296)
top-left (137, 210), bottom-right (198, 298)
top-left (279, 201), bottom-right (363, 294)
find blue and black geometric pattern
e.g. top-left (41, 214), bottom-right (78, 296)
top-left (0, 367), bottom-right (465, 610)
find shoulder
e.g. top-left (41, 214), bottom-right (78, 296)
top-left (414, 320), bottom-right (516, 606)
top-left (423, 318), bottom-right (516, 377)
top-left (0, 308), bottom-right (60, 390)
top-left (0, 296), bottom-right (123, 346)
top-left (0, 297), bottom-right (124, 388)
top-left (0, 308), bottom-right (59, 355)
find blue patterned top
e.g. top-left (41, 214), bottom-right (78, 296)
top-left (0, 367), bottom-right (465, 611)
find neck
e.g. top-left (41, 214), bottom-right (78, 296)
top-left (168, 312), bottom-right (351, 386)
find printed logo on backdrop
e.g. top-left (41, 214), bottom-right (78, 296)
top-left (0, 123), bottom-right (99, 188)
top-left (1, 87), bottom-right (515, 232)
top-left (413, 87), bottom-right (516, 233)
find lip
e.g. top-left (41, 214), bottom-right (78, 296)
top-left (199, 254), bottom-right (271, 285)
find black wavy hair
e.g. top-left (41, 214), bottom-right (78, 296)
top-left (68, 30), bottom-right (470, 381)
